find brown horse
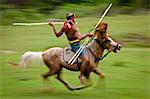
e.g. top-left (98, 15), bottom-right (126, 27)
top-left (11, 22), bottom-right (121, 90)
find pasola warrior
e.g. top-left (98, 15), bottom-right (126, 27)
top-left (49, 13), bottom-right (93, 84)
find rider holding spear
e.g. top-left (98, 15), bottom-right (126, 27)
top-left (48, 12), bottom-right (93, 84)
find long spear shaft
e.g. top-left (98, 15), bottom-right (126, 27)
top-left (69, 3), bottom-right (112, 65)
top-left (91, 3), bottom-right (112, 33)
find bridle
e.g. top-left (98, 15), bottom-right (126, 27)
top-left (88, 38), bottom-right (111, 62)
top-left (88, 27), bottom-right (120, 62)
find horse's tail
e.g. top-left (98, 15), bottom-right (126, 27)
top-left (9, 51), bottom-right (44, 70)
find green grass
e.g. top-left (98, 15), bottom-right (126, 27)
top-left (0, 15), bottom-right (150, 99)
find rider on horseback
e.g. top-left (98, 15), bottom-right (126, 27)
top-left (49, 12), bottom-right (93, 84)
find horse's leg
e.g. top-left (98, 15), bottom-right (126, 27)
top-left (56, 68), bottom-right (74, 90)
top-left (42, 70), bottom-right (57, 79)
top-left (42, 57), bottom-right (61, 80)
top-left (82, 69), bottom-right (91, 83)
top-left (42, 70), bottom-right (58, 91)
top-left (56, 68), bottom-right (91, 91)
top-left (93, 68), bottom-right (106, 89)
top-left (42, 61), bottom-right (61, 91)
top-left (93, 68), bottom-right (105, 79)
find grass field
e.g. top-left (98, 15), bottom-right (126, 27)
top-left (0, 15), bottom-right (150, 99)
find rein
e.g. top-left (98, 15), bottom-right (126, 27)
top-left (88, 39), bottom-right (111, 62)
top-left (95, 51), bottom-right (110, 62)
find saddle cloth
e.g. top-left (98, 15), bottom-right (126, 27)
top-left (63, 47), bottom-right (88, 64)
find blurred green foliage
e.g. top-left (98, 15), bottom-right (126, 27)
top-left (0, 0), bottom-right (149, 25)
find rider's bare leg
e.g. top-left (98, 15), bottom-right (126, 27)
top-left (79, 55), bottom-right (90, 84)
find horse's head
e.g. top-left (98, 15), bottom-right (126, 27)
top-left (107, 36), bottom-right (121, 53)
top-left (95, 22), bottom-right (121, 53)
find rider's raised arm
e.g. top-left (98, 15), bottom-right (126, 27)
top-left (73, 26), bottom-right (93, 40)
top-left (49, 22), bottom-right (64, 37)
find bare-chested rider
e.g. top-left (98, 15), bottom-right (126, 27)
top-left (49, 13), bottom-right (93, 84)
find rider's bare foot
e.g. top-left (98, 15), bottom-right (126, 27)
top-left (79, 75), bottom-right (85, 85)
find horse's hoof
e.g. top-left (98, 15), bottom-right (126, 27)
top-left (42, 74), bottom-right (47, 79)
top-left (100, 73), bottom-right (105, 79)
top-left (68, 84), bottom-right (92, 91)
